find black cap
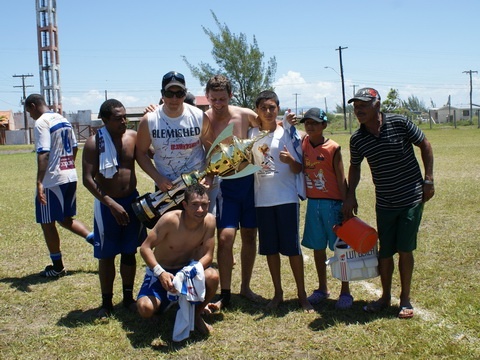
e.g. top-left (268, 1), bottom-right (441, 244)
top-left (162, 71), bottom-right (186, 91)
top-left (348, 87), bottom-right (381, 103)
top-left (300, 107), bottom-right (328, 123)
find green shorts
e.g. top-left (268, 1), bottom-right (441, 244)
top-left (376, 202), bottom-right (424, 258)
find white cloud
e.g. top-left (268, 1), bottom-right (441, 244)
top-left (274, 71), bottom-right (346, 114)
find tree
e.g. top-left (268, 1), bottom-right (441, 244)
top-left (381, 88), bottom-right (402, 112)
top-left (182, 11), bottom-right (277, 108)
top-left (402, 95), bottom-right (427, 113)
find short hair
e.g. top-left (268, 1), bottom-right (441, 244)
top-left (184, 92), bottom-right (196, 106)
top-left (25, 94), bottom-right (46, 107)
top-left (184, 183), bottom-right (208, 203)
top-left (205, 75), bottom-right (232, 95)
top-left (255, 90), bottom-right (280, 108)
top-left (98, 99), bottom-right (124, 119)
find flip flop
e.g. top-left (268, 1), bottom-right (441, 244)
top-left (363, 299), bottom-right (390, 313)
top-left (398, 305), bottom-right (414, 319)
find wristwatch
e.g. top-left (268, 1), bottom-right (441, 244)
top-left (424, 179), bottom-right (434, 185)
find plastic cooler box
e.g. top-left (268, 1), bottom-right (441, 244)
top-left (326, 238), bottom-right (379, 281)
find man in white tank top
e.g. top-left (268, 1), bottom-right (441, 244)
top-left (136, 71), bottom-right (212, 194)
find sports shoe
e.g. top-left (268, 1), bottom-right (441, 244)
top-left (307, 290), bottom-right (330, 304)
top-left (39, 265), bottom-right (66, 278)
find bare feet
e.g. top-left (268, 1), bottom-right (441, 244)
top-left (266, 294), bottom-right (283, 310)
top-left (202, 301), bottom-right (221, 315)
top-left (195, 315), bottom-right (213, 335)
top-left (240, 288), bottom-right (262, 302)
top-left (299, 298), bottom-right (315, 313)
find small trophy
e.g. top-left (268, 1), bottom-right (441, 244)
top-left (132, 124), bottom-right (268, 227)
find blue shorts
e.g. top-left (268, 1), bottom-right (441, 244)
top-left (137, 266), bottom-right (183, 312)
top-left (35, 182), bottom-right (77, 224)
top-left (376, 203), bottom-right (424, 258)
top-left (256, 203), bottom-right (301, 256)
top-left (302, 199), bottom-right (343, 251)
top-left (216, 175), bottom-right (257, 229)
top-left (93, 190), bottom-right (147, 259)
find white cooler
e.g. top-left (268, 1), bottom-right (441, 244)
top-left (326, 238), bottom-right (379, 281)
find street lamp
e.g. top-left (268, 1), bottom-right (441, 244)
top-left (324, 65), bottom-right (348, 130)
top-left (324, 66), bottom-right (340, 77)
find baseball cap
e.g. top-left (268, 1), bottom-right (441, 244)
top-left (348, 88), bottom-right (381, 103)
top-left (162, 71), bottom-right (186, 91)
top-left (300, 107), bottom-right (328, 123)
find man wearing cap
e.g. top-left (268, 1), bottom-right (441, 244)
top-left (298, 108), bottom-right (352, 310)
top-left (343, 88), bottom-right (435, 319)
top-left (136, 71), bottom-right (212, 207)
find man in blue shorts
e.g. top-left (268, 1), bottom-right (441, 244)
top-left (137, 184), bottom-right (219, 336)
top-left (83, 99), bottom-right (146, 318)
top-left (204, 75), bottom-right (261, 309)
top-left (26, 94), bottom-right (93, 278)
top-left (343, 88), bottom-right (435, 319)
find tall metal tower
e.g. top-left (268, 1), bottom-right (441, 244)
top-left (35, 0), bottom-right (62, 114)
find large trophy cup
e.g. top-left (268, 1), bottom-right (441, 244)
top-left (132, 123), bottom-right (268, 227)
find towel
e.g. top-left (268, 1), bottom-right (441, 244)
top-left (169, 261), bottom-right (205, 342)
top-left (97, 127), bottom-right (118, 178)
top-left (282, 111), bottom-right (306, 200)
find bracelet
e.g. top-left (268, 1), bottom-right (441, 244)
top-left (152, 264), bottom-right (165, 277)
top-left (424, 179), bottom-right (434, 185)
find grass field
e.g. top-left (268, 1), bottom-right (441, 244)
top-left (0, 126), bottom-right (479, 359)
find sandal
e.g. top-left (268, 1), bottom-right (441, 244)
top-left (307, 290), bottom-right (330, 304)
top-left (398, 305), bottom-right (414, 319)
top-left (335, 293), bottom-right (354, 310)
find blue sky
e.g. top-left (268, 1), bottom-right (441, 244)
top-left (1, 0), bottom-right (479, 114)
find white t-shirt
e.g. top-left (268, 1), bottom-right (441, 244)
top-left (34, 111), bottom-right (78, 188)
top-left (250, 126), bottom-right (299, 207)
top-left (148, 104), bottom-right (205, 181)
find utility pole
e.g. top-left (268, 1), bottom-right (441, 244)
top-left (350, 84), bottom-right (358, 97)
top-left (336, 46), bottom-right (348, 130)
top-left (13, 74), bottom-right (34, 144)
top-left (463, 70), bottom-right (477, 125)
top-left (293, 93), bottom-right (301, 115)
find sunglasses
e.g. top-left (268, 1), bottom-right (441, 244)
top-left (163, 89), bottom-right (187, 98)
top-left (162, 71), bottom-right (185, 84)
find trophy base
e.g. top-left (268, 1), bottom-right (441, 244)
top-left (131, 193), bottom-right (161, 229)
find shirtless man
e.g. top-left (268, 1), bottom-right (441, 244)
top-left (83, 99), bottom-right (146, 318)
top-left (204, 75), bottom-right (260, 309)
top-left (136, 183), bottom-right (219, 335)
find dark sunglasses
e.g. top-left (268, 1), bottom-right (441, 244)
top-left (163, 89), bottom-right (187, 98)
top-left (162, 71), bottom-right (185, 84)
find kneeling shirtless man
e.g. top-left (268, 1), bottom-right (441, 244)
top-left (137, 183), bottom-right (219, 335)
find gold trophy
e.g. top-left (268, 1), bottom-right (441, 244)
top-left (132, 123), bottom-right (268, 227)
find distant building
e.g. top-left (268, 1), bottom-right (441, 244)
top-left (429, 105), bottom-right (480, 123)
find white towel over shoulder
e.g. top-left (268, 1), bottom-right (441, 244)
top-left (97, 127), bottom-right (118, 178)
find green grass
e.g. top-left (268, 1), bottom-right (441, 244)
top-left (1, 128), bottom-right (479, 359)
